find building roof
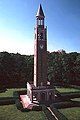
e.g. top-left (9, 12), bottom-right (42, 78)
top-left (36, 4), bottom-right (44, 17)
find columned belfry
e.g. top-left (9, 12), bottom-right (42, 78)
top-left (34, 4), bottom-right (47, 87)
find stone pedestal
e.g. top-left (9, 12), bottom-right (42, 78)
top-left (27, 82), bottom-right (55, 105)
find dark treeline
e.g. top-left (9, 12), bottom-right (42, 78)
top-left (0, 50), bottom-right (80, 88)
top-left (47, 50), bottom-right (80, 86)
top-left (0, 52), bottom-right (33, 88)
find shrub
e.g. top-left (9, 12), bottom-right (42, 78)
top-left (42, 105), bottom-right (55, 120)
top-left (0, 87), bottom-right (7, 93)
top-left (15, 99), bottom-right (23, 110)
top-left (20, 108), bottom-right (30, 112)
top-left (13, 91), bottom-right (19, 98)
top-left (53, 102), bottom-right (74, 109)
top-left (0, 97), bottom-right (15, 105)
top-left (18, 90), bottom-right (26, 95)
top-left (50, 104), bottom-right (68, 120)
top-left (13, 90), bottom-right (27, 99)
top-left (32, 105), bottom-right (42, 111)
top-left (61, 92), bottom-right (80, 99)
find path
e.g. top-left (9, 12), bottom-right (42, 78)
top-left (47, 107), bottom-right (58, 120)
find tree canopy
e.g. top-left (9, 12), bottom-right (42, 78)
top-left (0, 50), bottom-right (80, 88)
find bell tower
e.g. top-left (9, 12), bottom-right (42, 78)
top-left (34, 4), bottom-right (47, 87)
top-left (27, 4), bottom-right (55, 105)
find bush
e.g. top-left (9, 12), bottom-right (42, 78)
top-left (13, 90), bottom-right (27, 99)
top-left (13, 91), bottom-right (19, 98)
top-left (32, 105), bottom-right (42, 111)
top-left (18, 90), bottom-right (26, 95)
top-left (53, 102), bottom-right (74, 109)
top-left (61, 92), bottom-right (80, 99)
top-left (0, 97), bottom-right (15, 105)
top-left (20, 108), bottom-right (30, 112)
top-left (42, 105), bottom-right (55, 120)
top-left (50, 104), bottom-right (68, 120)
top-left (0, 87), bottom-right (7, 93)
top-left (15, 99), bottom-right (23, 110)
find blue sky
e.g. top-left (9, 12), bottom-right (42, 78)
top-left (0, 0), bottom-right (80, 55)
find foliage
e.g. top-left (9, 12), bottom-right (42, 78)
top-left (0, 97), bottom-right (15, 105)
top-left (13, 91), bottom-right (20, 98)
top-left (15, 99), bottom-right (23, 110)
top-left (0, 52), bottom-right (34, 88)
top-left (0, 51), bottom-right (80, 88)
top-left (42, 105), bottom-right (55, 120)
top-left (50, 104), bottom-right (68, 120)
top-left (47, 51), bottom-right (80, 85)
top-left (51, 102), bottom-right (75, 109)
top-left (32, 105), bottom-right (42, 111)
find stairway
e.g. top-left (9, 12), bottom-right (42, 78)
top-left (20, 95), bottom-right (32, 109)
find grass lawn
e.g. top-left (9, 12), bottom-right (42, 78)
top-left (0, 89), bottom-right (47, 120)
top-left (0, 105), bottom-right (47, 120)
top-left (0, 88), bottom-right (26, 97)
top-left (59, 107), bottom-right (80, 120)
top-left (71, 98), bottom-right (80, 102)
top-left (56, 87), bottom-right (80, 93)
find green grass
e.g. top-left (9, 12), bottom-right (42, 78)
top-left (59, 107), bottom-right (80, 120)
top-left (56, 87), bottom-right (80, 93)
top-left (0, 88), bottom-right (26, 97)
top-left (0, 88), bottom-right (47, 120)
top-left (0, 105), bottom-right (47, 120)
top-left (71, 98), bottom-right (80, 101)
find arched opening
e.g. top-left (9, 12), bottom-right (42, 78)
top-left (37, 19), bottom-right (44, 26)
top-left (40, 92), bottom-right (46, 103)
top-left (49, 92), bottom-right (52, 101)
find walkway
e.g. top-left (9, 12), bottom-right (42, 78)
top-left (47, 107), bottom-right (58, 120)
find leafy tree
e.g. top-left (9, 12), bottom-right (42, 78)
top-left (0, 50), bottom-right (80, 88)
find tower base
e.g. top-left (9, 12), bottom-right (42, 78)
top-left (27, 82), bottom-right (55, 105)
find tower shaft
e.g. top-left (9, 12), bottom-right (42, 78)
top-left (34, 4), bottom-right (47, 87)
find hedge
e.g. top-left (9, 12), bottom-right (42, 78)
top-left (0, 97), bottom-right (15, 105)
top-left (53, 101), bottom-right (75, 109)
top-left (0, 88), bottom-right (7, 93)
top-left (20, 107), bottom-right (30, 112)
top-left (13, 90), bottom-right (26, 99)
top-left (13, 90), bottom-right (32, 112)
top-left (18, 90), bottom-right (27, 95)
top-left (50, 104), bottom-right (68, 120)
top-left (15, 99), bottom-right (23, 110)
top-left (15, 99), bottom-right (30, 112)
top-left (13, 91), bottom-right (20, 98)
top-left (61, 92), bottom-right (80, 99)
top-left (42, 105), bottom-right (55, 120)
top-left (32, 105), bottom-right (42, 111)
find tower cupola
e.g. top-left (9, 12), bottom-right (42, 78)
top-left (36, 4), bottom-right (45, 28)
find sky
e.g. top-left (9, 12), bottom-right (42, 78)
top-left (0, 0), bottom-right (80, 55)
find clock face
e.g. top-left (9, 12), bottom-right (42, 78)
top-left (40, 44), bottom-right (44, 49)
